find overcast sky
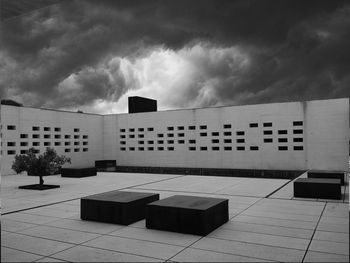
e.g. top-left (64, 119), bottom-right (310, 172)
top-left (0, 0), bottom-right (349, 113)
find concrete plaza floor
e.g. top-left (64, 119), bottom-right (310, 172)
top-left (1, 172), bottom-right (349, 262)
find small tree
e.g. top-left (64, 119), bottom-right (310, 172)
top-left (12, 147), bottom-right (71, 188)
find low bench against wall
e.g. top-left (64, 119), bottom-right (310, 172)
top-left (81, 190), bottom-right (159, 225)
top-left (294, 178), bottom-right (342, 200)
top-left (95, 160), bottom-right (117, 172)
top-left (146, 195), bottom-right (229, 236)
top-left (61, 167), bottom-right (97, 178)
top-left (307, 170), bottom-right (345, 185)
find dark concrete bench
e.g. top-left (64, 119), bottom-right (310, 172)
top-left (308, 170), bottom-right (345, 185)
top-left (294, 178), bottom-right (341, 200)
top-left (81, 191), bottom-right (159, 225)
top-left (95, 160), bottom-right (117, 172)
top-left (61, 167), bottom-right (97, 178)
top-left (146, 195), bottom-right (229, 236)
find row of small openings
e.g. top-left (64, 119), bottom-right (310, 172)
top-left (120, 147), bottom-right (175, 151)
top-left (64, 148), bottom-right (88, 152)
top-left (6, 141), bottom-right (89, 147)
top-left (264, 138), bottom-right (303, 143)
top-left (120, 129), bottom-right (303, 139)
top-left (119, 121), bottom-right (303, 133)
top-left (119, 145), bottom-right (304, 152)
top-left (249, 121), bottom-right (303, 128)
top-left (6, 125), bottom-right (81, 132)
top-left (263, 129), bottom-right (303, 135)
top-left (121, 139), bottom-right (244, 144)
top-left (19, 134), bottom-right (88, 139)
top-left (120, 126), bottom-right (208, 132)
top-left (120, 128), bottom-right (154, 132)
top-left (120, 131), bottom-right (246, 139)
top-left (120, 137), bottom-right (303, 145)
top-left (120, 146), bottom-right (259, 151)
top-left (6, 148), bottom-right (88, 155)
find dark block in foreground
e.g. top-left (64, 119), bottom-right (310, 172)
top-left (294, 178), bottom-right (341, 200)
top-left (81, 191), bottom-right (159, 225)
top-left (308, 170), bottom-right (345, 185)
top-left (61, 167), bottom-right (97, 178)
top-left (146, 195), bottom-right (229, 236)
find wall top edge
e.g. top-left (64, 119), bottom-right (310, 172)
top-left (1, 97), bottom-right (348, 117)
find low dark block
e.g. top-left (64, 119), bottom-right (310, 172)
top-left (61, 167), bottom-right (97, 178)
top-left (19, 184), bottom-right (60, 190)
top-left (146, 195), bottom-right (229, 236)
top-left (294, 178), bottom-right (341, 200)
top-left (81, 191), bottom-right (159, 225)
top-left (308, 170), bottom-right (345, 185)
top-left (95, 160), bottom-right (116, 168)
top-left (95, 160), bottom-right (117, 172)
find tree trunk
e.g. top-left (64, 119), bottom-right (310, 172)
top-left (39, 176), bottom-right (44, 185)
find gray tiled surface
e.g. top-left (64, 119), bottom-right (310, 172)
top-left (1, 247), bottom-right (43, 262)
top-left (1, 172), bottom-right (349, 262)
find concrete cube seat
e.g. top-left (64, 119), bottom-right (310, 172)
top-left (307, 170), bottom-right (345, 185)
top-left (61, 167), bottom-right (97, 178)
top-left (294, 178), bottom-right (341, 200)
top-left (81, 190), bottom-right (159, 225)
top-left (146, 195), bottom-right (229, 236)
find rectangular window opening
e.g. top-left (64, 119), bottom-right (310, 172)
top-left (293, 121), bottom-right (303, 126)
top-left (279, 146), bottom-right (288, 151)
top-left (263, 130), bottom-right (273, 135)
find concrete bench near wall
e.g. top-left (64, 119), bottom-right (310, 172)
top-left (61, 167), bottom-right (97, 178)
top-left (294, 178), bottom-right (342, 200)
top-left (146, 195), bottom-right (229, 236)
top-left (95, 160), bottom-right (117, 172)
top-left (307, 170), bottom-right (345, 185)
top-left (81, 190), bottom-right (159, 225)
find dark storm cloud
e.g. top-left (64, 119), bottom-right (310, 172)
top-left (0, 0), bottom-right (349, 111)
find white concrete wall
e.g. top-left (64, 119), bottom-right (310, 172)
top-left (110, 98), bottom-right (349, 172)
top-left (305, 99), bottom-right (349, 171)
top-left (1, 98), bottom-right (348, 175)
top-left (1, 105), bottom-right (104, 175)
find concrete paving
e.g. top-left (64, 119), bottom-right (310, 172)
top-left (1, 172), bottom-right (349, 262)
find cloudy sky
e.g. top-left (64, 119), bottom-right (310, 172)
top-left (1, 0), bottom-right (349, 114)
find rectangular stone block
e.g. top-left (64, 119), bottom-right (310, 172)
top-left (308, 170), bottom-right (345, 185)
top-left (294, 178), bottom-right (341, 200)
top-left (61, 167), bottom-right (97, 178)
top-left (95, 160), bottom-right (117, 172)
top-left (81, 191), bottom-right (159, 225)
top-left (146, 195), bottom-right (229, 236)
top-left (95, 160), bottom-right (116, 168)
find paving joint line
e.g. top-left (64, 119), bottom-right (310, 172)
top-left (174, 245), bottom-right (281, 262)
top-left (0, 244), bottom-right (73, 260)
top-left (238, 213), bottom-right (319, 223)
top-left (167, 234), bottom-right (205, 261)
top-left (207, 234), bottom-right (306, 252)
top-left (301, 201), bottom-right (327, 263)
top-left (265, 178), bottom-right (294, 198)
top-left (2, 173), bottom-right (186, 215)
top-left (134, 187), bottom-right (264, 199)
top-left (104, 231), bottom-right (192, 248)
top-left (217, 226), bottom-right (312, 241)
top-left (78, 242), bottom-right (170, 261)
